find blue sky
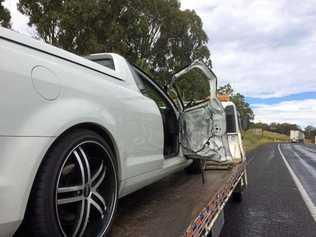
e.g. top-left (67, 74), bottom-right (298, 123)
top-left (247, 92), bottom-right (316, 105)
top-left (3, 0), bottom-right (316, 127)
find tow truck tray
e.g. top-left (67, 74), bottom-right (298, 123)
top-left (109, 163), bottom-right (245, 237)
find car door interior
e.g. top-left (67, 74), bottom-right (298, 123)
top-left (170, 61), bottom-right (233, 163)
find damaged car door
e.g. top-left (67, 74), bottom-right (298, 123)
top-left (169, 61), bottom-right (232, 164)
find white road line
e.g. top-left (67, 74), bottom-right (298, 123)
top-left (278, 144), bottom-right (316, 222)
top-left (289, 145), bottom-right (316, 180)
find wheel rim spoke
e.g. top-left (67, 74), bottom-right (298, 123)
top-left (90, 197), bottom-right (105, 218)
top-left (93, 168), bottom-right (106, 190)
top-left (72, 200), bottom-right (85, 237)
top-left (92, 161), bottom-right (104, 183)
top-left (58, 185), bottom-right (84, 194)
top-left (78, 200), bottom-right (91, 237)
top-left (92, 191), bottom-right (106, 210)
top-left (90, 191), bottom-right (107, 218)
top-left (73, 150), bottom-right (86, 185)
top-left (78, 147), bottom-right (91, 183)
top-left (73, 147), bottom-right (91, 184)
top-left (58, 195), bottom-right (84, 205)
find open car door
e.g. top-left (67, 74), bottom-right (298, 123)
top-left (169, 61), bottom-right (233, 164)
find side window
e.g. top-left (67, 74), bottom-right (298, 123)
top-left (225, 105), bottom-right (236, 133)
top-left (92, 58), bottom-right (115, 70)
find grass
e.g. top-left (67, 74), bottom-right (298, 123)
top-left (243, 129), bottom-right (289, 152)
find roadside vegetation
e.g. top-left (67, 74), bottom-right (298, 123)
top-left (250, 122), bottom-right (301, 136)
top-left (250, 122), bottom-right (316, 144)
top-left (243, 129), bottom-right (289, 152)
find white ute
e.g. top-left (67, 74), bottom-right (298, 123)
top-left (0, 27), bottom-right (245, 237)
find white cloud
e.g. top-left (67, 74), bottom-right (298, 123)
top-left (253, 99), bottom-right (316, 127)
top-left (181, 0), bottom-right (316, 98)
top-left (3, 0), bottom-right (35, 36)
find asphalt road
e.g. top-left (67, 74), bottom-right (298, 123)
top-left (14, 143), bottom-right (316, 237)
top-left (220, 143), bottom-right (316, 237)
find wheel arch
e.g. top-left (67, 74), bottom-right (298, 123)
top-left (70, 123), bottom-right (120, 174)
top-left (48, 122), bottom-right (122, 182)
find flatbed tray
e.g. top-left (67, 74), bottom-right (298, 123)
top-left (109, 163), bottom-right (245, 237)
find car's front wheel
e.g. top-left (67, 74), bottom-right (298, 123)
top-left (26, 129), bottom-right (118, 237)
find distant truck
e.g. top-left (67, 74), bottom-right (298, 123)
top-left (290, 130), bottom-right (305, 143)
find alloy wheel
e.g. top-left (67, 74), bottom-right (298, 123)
top-left (55, 141), bottom-right (117, 237)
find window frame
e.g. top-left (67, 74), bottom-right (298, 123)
top-left (131, 65), bottom-right (180, 115)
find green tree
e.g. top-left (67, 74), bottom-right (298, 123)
top-left (269, 122), bottom-right (300, 135)
top-left (18, 0), bottom-right (210, 84)
top-left (217, 83), bottom-right (254, 121)
top-left (251, 122), bottom-right (301, 135)
top-left (231, 93), bottom-right (254, 121)
top-left (217, 83), bottom-right (233, 96)
top-left (0, 0), bottom-right (11, 28)
top-left (152, 7), bottom-right (211, 83)
top-left (305, 125), bottom-right (316, 140)
top-left (250, 122), bottom-right (269, 131)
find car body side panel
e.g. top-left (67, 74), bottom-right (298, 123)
top-left (0, 32), bottom-right (165, 198)
top-left (120, 157), bottom-right (192, 197)
top-left (0, 136), bottom-right (54, 232)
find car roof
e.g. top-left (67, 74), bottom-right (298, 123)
top-left (0, 27), bottom-right (123, 81)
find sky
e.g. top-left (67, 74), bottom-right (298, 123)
top-left (180, 0), bottom-right (316, 128)
top-left (2, 0), bottom-right (316, 128)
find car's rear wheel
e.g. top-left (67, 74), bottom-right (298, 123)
top-left (26, 129), bottom-right (118, 237)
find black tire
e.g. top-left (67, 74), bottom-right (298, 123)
top-left (232, 192), bottom-right (242, 202)
top-left (24, 129), bottom-right (118, 237)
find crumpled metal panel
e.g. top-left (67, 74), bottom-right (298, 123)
top-left (181, 103), bottom-right (232, 163)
